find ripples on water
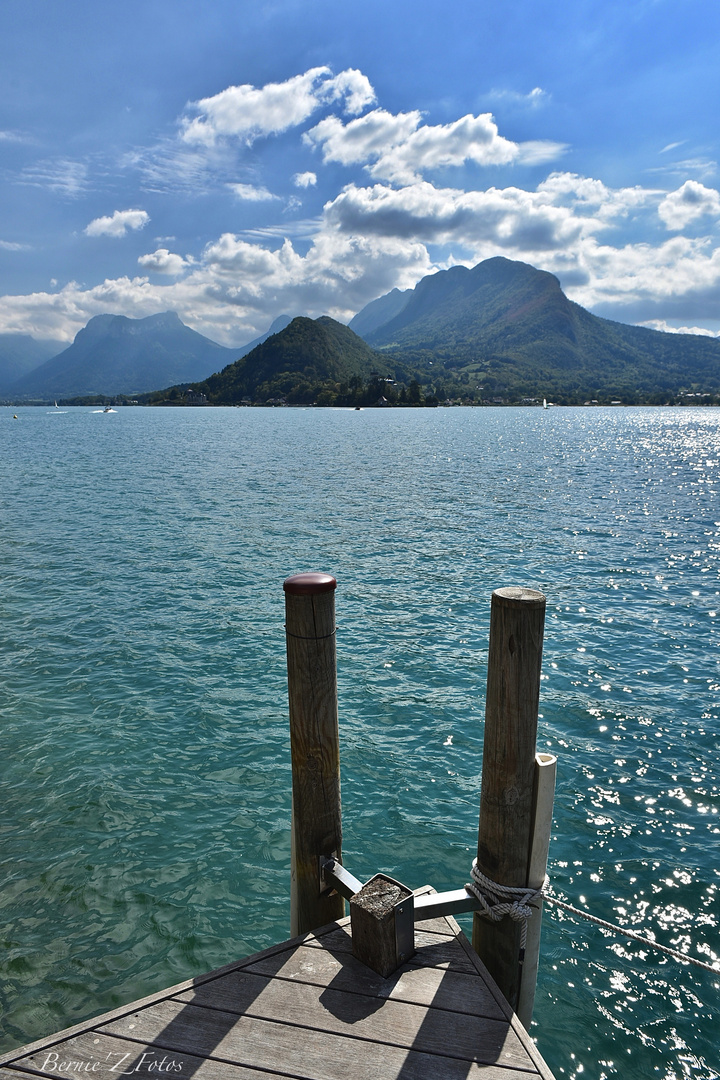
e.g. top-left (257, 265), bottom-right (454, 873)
top-left (1, 404), bottom-right (718, 1078)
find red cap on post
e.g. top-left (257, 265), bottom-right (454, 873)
top-left (283, 572), bottom-right (337, 596)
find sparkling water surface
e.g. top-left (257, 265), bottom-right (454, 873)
top-left (1, 404), bottom-right (718, 1078)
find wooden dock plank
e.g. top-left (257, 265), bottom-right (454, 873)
top-left (305, 925), bottom-right (482, 972)
top-left (6, 1029), bottom-right (536, 1080)
top-left (167, 977), bottom-right (530, 1067)
top-left (243, 941), bottom-right (506, 1018)
top-left (0, 913), bottom-right (555, 1080)
top-left (1, 1033), bottom-right (268, 1080)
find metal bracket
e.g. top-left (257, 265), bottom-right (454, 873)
top-left (320, 857), bottom-right (486, 921)
top-left (319, 855), bottom-right (364, 899)
top-left (412, 888), bottom-right (483, 921)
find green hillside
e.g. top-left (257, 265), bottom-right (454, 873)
top-left (360, 258), bottom-right (720, 403)
top-left (152, 315), bottom-right (405, 405)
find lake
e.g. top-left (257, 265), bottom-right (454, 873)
top-left (1, 403), bottom-right (718, 1078)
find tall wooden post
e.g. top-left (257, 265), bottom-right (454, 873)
top-left (473, 586), bottom-right (546, 1012)
top-left (284, 572), bottom-right (344, 936)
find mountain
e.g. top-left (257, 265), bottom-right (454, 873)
top-left (0, 334), bottom-right (65, 395)
top-left (353, 258), bottom-right (720, 401)
top-left (8, 311), bottom-right (242, 399)
top-left (155, 315), bottom-right (399, 405)
top-left (348, 288), bottom-right (411, 338)
top-left (234, 314), bottom-right (294, 358)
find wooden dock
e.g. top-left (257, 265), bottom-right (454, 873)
top-left (0, 906), bottom-right (555, 1080)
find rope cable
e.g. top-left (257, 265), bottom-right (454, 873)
top-left (465, 859), bottom-right (720, 975)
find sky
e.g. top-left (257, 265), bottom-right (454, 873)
top-left (1, 0), bottom-right (720, 347)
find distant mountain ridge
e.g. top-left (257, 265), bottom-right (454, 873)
top-left (351, 257), bottom-right (720, 400)
top-left (8, 311), bottom-right (244, 399)
top-left (0, 334), bottom-right (65, 395)
top-left (6, 257), bottom-right (720, 404)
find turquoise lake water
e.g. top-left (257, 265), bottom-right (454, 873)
top-left (1, 403), bottom-right (718, 1078)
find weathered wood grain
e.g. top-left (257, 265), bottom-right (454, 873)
top-left (284, 573), bottom-right (344, 935)
top-left (350, 874), bottom-right (414, 977)
top-left (3, 1032), bottom-right (265, 1080)
top-left (1, 913), bottom-right (555, 1080)
top-left (473, 586), bottom-right (546, 1011)
top-left (243, 942), bottom-right (506, 1019)
top-left (100, 996), bottom-right (536, 1078)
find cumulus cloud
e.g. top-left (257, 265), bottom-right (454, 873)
top-left (0, 227), bottom-right (432, 346)
top-left (137, 249), bottom-right (189, 275)
top-left (324, 180), bottom-right (593, 251)
top-left (305, 110), bottom-right (422, 167)
top-left (293, 171), bottom-right (317, 188)
top-left (181, 67), bottom-right (375, 147)
top-left (658, 180), bottom-right (720, 230)
top-left (85, 209), bottom-right (150, 238)
top-left (305, 108), bottom-right (565, 183)
top-left (228, 182), bottom-right (278, 201)
top-left (640, 318), bottom-right (720, 337)
top-left (4, 63), bottom-right (720, 344)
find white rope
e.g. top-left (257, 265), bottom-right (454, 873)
top-left (465, 860), bottom-right (546, 956)
top-left (543, 893), bottom-right (720, 975)
top-left (465, 859), bottom-right (720, 976)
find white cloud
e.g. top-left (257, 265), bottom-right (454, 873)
top-left (85, 209), bottom-right (150, 238)
top-left (305, 110), bottom-right (424, 167)
top-left (293, 171), bottom-right (317, 188)
top-left (0, 239), bottom-right (29, 251)
top-left (318, 69), bottom-right (375, 115)
top-left (647, 157), bottom-right (718, 181)
top-left (181, 67), bottom-right (375, 147)
top-left (552, 234), bottom-right (720, 322)
top-left (324, 180), bottom-right (593, 250)
top-left (0, 224), bottom-right (432, 346)
top-left (137, 249), bottom-right (189, 275)
top-left (640, 319), bottom-right (720, 337)
top-left (0, 129), bottom-right (30, 143)
top-left (306, 108), bottom-right (565, 183)
top-left (19, 158), bottom-right (89, 197)
top-left (486, 87), bottom-right (549, 108)
top-left (658, 180), bottom-right (720, 230)
top-left (228, 182), bottom-right (278, 201)
top-left (3, 64), bottom-right (720, 345)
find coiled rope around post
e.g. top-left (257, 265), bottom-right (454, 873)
top-left (465, 860), bottom-right (545, 960)
top-left (465, 859), bottom-right (720, 975)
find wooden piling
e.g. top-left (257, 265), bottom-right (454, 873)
top-left (284, 572), bottom-right (344, 936)
top-left (473, 586), bottom-right (546, 1012)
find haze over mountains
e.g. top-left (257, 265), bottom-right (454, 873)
top-left (2, 312), bottom-right (295, 400)
top-left (0, 335), bottom-right (65, 395)
top-left (4, 257), bottom-right (720, 404)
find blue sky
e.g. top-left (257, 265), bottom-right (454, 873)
top-left (1, 0), bottom-right (719, 345)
